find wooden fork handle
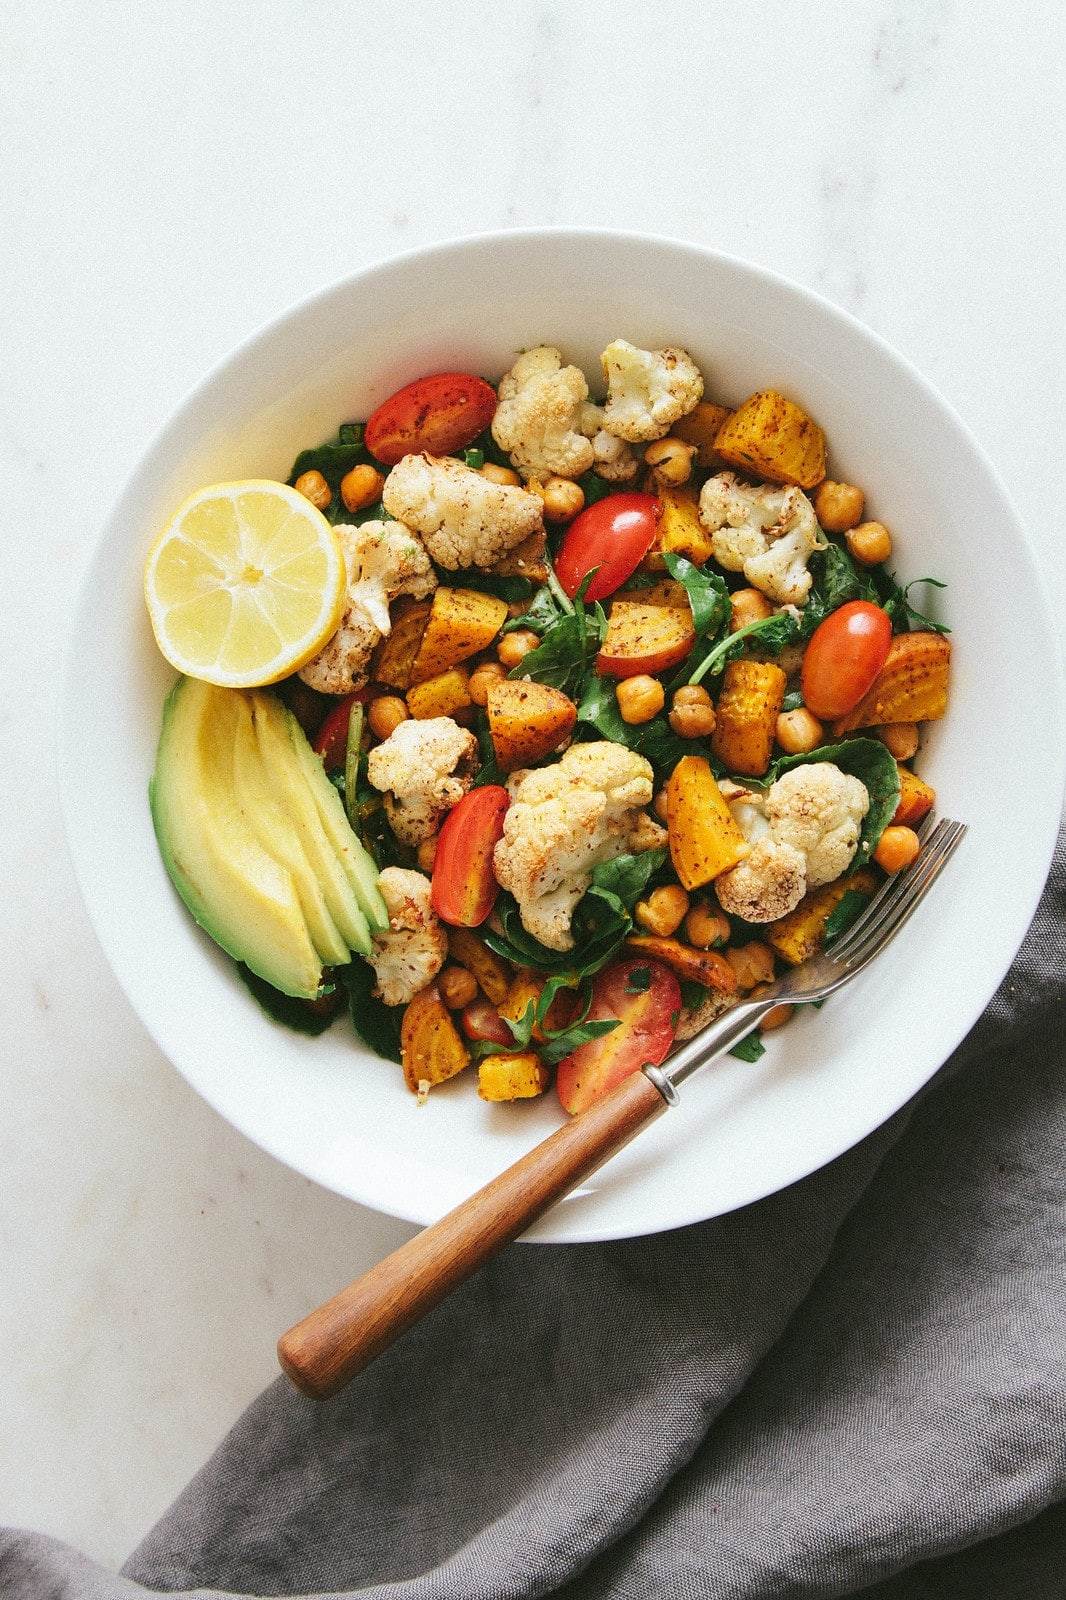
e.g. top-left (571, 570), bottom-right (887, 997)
top-left (277, 1068), bottom-right (668, 1400)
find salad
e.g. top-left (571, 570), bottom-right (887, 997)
top-left (144, 338), bottom-right (951, 1115)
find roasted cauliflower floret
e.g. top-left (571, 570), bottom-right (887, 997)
top-left (713, 764), bottom-right (869, 921)
top-left (765, 763), bottom-right (870, 889)
top-left (368, 867), bottom-right (447, 1006)
top-left (577, 402), bottom-right (639, 482)
top-left (600, 339), bottom-right (704, 443)
top-left (298, 521), bottom-right (437, 695)
top-left (698, 472), bottom-right (826, 607)
top-left (491, 347), bottom-right (596, 482)
top-left (493, 741), bottom-right (667, 951)
top-left (366, 716), bottom-right (479, 847)
top-left (381, 453), bottom-right (544, 570)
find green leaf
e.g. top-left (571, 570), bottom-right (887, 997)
top-left (729, 1029), bottom-right (766, 1062)
top-left (824, 888), bottom-right (871, 943)
top-left (287, 424), bottom-right (375, 524)
top-left (235, 964), bottom-right (345, 1035)
top-left (800, 541), bottom-right (879, 637)
top-left (685, 608), bottom-right (800, 688)
top-left (589, 849), bottom-right (668, 910)
top-left (511, 572), bottom-right (606, 698)
top-left (661, 553), bottom-right (732, 638)
top-left (765, 737), bottom-right (901, 866)
top-left (340, 958), bottom-right (403, 1063)
top-left (577, 470), bottom-right (615, 507)
top-left (878, 574), bottom-right (951, 634)
top-left (482, 888), bottom-right (631, 979)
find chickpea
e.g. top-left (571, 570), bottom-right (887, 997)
top-left (436, 965), bottom-right (479, 1010)
top-left (340, 463), bottom-right (385, 513)
top-left (725, 941), bottom-right (776, 991)
top-left (541, 476), bottom-right (585, 523)
top-left (749, 986), bottom-right (794, 1031)
top-left (846, 520), bottom-right (893, 566)
top-left (294, 469), bottom-right (332, 511)
top-left (468, 659), bottom-right (507, 706)
top-left (635, 884), bottom-right (690, 938)
top-left (416, 835), bottom-right (438, 873)
top-left (652, 786), bottom-right (671, 823)
top-left (729, 587), bottom-right (774, 632)
top-left (776, 706), bottom-right (825, 755)
top-left (814, 479), bottom-right (865, 533)
top-left (684, 901), bottom-right (730, 949)
top-left (366, 695), bottom-right (409, 741)
top-left (616, 674), bottom-right (666, 725)
top-left (877, 721), bottom-right (919, 761)
top-left (480, 461), bottom-right (521, 487)
top-left (668, 684), bottom-right (716, 739)
top-left (874, 825), bottom-right (921, 874)
top-left (643, 437), bottom-right (697, 487)
top-left (496, 629), bottom-right (540, 668)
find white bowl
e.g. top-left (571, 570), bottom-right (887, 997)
top-left (62, 229), bottom-right (1065, 1243)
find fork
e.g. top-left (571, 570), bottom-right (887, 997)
top-left (278, 817), bottom-right (967, 1400)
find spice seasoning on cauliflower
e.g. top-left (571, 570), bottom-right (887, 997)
top-left (368, 867), bottom-right (447, 1006)
top-left (366, 716), bottom-right (479, 847)
top-left (714, 763), bottom-right (870, 922)
top-left (491, 347), bottom-right (597, 482)
top-left (698, 472), bottom-right (827, 607)
top-left (493, 741), bottom-right (668, 951)
top-left (600, 340), bottom-right (704, 443)
top-left (298, 521), bottom-right (437, 695)
top-left (577, 402), bottom-right (639, 481)
top-left (381, 453), bottom-right (544, 571)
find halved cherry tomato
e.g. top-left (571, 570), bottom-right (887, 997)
top-left (554, 493), bottom-right (661, 602)
top-left (555, 955), bottom-right (680, 1116)
top-left (364, 372), bottom-right (498, 466)
top-left (313, 691), bottom-right (369, 773)
top-left (459, 996), bottom-right (514, 1046)
top-left (431, 785), bottom-right (510, 927)
top-left (800, 600), bottom-right (893, 721)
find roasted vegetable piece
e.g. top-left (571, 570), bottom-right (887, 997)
top-left (655, 485), bottom-right (716, 566)
top-left (669, 402), bottom-right (734, 469)
top-left (478, 1051), bottom-right (551, 1102)
top-left (764, 867), bottom-right (879, 966)
top-left (446, 927), bottom-right (513, 1005)
top-left (556, 955), bottom-right (680, 1116)
top-left (370, 599), bottom-right (432, 691)
top-left (364, 372), bottom-right (498, 466)
top-left (624, 934), bottom-right (737, 993)
top-left (710, 658), bottom-right (787, 777)
top-left (892, 764), bottom-right (937, 827)
top-left (399, 983), bottom-right (472, 1095)
top-left (596, 600), bottom-right (696, 679)
top-left (486, 678), bottom-right (578, 771)
top-left (666, 755), bottom-right (749, 890)
top-left (431, 785), bottom-right (510, 927)
top-left (410, 588), bottom-right (509, 685)
top-left (713, 390), bottom-right (826, 490)
top-left (406, 666), bottom-right (473, 721)
top-left (830, 632), bottom-right (951, 734)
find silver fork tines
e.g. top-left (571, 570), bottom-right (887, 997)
top-left (646, 817), bottom-right (967, 1101)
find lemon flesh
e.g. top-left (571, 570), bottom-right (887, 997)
top-left (144, 481), bottom-right (346, 687)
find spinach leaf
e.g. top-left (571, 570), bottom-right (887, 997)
top-left (824, 888), bottom-right (871, 943)
top-left (235, 964), bottom-right (346, 1035)
top-left (765, 737), bottom-right (901, 866)
top-left (483, 887), bottom-right (631, 979)
top-left (494, 974), bottom-right (622, 1066)
top-left (287, 423), bottom-right (376, 524)
top-left (576, 675), bottom-right (710, 774)
top-left (511, 574), bottom-right (606, 698)
top-left (800, 541), bottom-right (879, 637)
top-left (729, 1029), bottom-right (766, 1063)
top-left (577, 470), bottom-right (615, 508)
top-left (661, 553), bottom-right (732, 638)
top-left (590, 849), bottom-right (668, 909)
top-left (340, 958), bottom-right (404, 1064)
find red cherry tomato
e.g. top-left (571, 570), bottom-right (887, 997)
top-left (800, 601), bottom-right (893, 721)
top-left (430, 785), bottom-right (510, 927)
top-left (364, 372), bottom-right (497, 466)
top-left (555, 955), bottom-right (680, 1116)
top-left (554, 493), bottom-right (661, 602)
top-left (312, 692), bottom-right (369, 774)
top-left (459, 997), bottom-right (514, 1046)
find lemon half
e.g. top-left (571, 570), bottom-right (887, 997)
top-left (144, 480), bottom-right (346, 687)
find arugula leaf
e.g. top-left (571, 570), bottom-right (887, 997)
top-left (661, 553), bottom-right (732, 638)
top-left (340, 958), bottom-right (403, 1064)
top-left (448, 569), bottom-right (533, 606)
top-left (685, 608), bottom-right (800, 688)
top-left (491, 974), bottom-right (622, 1066)
top-left (765, 737), bottom-right (901, 866)
top-left (877, 574), bottom-right (950, 634)
top-left (511, 573), bottom-right (606, 697)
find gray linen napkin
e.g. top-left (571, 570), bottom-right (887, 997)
top-left (3, 825), bottom-right (1063, 1599)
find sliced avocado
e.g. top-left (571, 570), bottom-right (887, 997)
top-left (150, 677), bottom-right (324, 999)
top-left (251, 694), bottom-right (374, 955)
top-left (282, 705), bottom-right (390, 934)
top-left (231, 696), bottom-right (351, 969)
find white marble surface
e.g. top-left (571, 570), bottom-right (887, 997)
top-left (2, 0), bottom-right (1064, 1572)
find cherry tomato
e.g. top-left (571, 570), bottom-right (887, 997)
top-left (800, 601), bottom-right (893, 721)
top-left (364, 372), bottom-right (498, 466)
top-left (554, 493), bottom-right (661, 602)
top-left (312, 692), bottom-right (369, 774)
top-left (555, 955), bottom-right (680, 1116)
top-left (431, 785), bottom-right (510, 927)
top-left (459, 997), bottom-right (514, 1046)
